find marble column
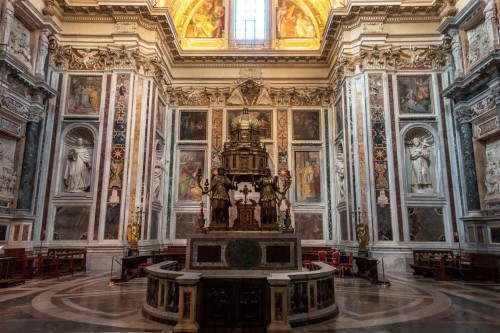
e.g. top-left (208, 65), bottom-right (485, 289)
top-left (17, 121), bottom-right (40, 210)
top-left (456, 108), bottom-right (480, 212)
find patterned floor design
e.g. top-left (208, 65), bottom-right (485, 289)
top-left (0, 271), bottom-right (499, 333)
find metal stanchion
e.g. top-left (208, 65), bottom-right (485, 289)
top-left (107, 257), bottom-right (114, 286)
top-left (379, 257), bottom-right (390, 288)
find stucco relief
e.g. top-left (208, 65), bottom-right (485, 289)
top-left (8, 16), bottom-right (32, 65)
top-left (466, 21), bottom-right (490, 65)
top-left (449, 28), bottom-right (463, 76)
top-left (0, 137), bottom-right (17, 199)
top-left (485, 140), bottom-right (500, 202)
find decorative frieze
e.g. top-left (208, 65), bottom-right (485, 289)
top-left (0, 116), bottom-right (21, 137)
top-left (115, 22), bottom-right (138, 34)
top-left (477, 117), bottom-right (499, 138)
top-left (470, 95), bottom-right (496, 120)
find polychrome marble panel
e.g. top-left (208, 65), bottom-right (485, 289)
top-left (408, 207), bottom-right (445, 242)
top-left (53, 206), bottom-right (90, 240)
top-left (294, 213), bottom-right (323, 240)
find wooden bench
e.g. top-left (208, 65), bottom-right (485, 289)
top-left (464, 253), bottom-right (500, 282)
top-left (39, 248), bottom-right (87, 279)
top-left (151, 246), bottom-right (187, 270)
top-left (116, 253), bottom-right (179, 281)
top-left (0, 257), bottom-right (25, 287)
top-left (410, 249), bottom-right (454, 279)
top-left (3, 248), bottom-right (35, 279)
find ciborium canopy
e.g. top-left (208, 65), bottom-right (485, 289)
top-left (222, 108), bottom-right (269, 182)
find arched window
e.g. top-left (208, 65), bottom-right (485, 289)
top-left (234, 0), bottom-right (266, 40)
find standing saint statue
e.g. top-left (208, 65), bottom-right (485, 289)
top-left (203, 167), bottom-right (236, 225)
top-left (409, 136), bottom-right (433, 192)
top-left (356, 222), bottom-right (369, 250)
top-left (253, 168), bottom-right (282, 224)
top-left (64, 138), bottom-right (92, 192)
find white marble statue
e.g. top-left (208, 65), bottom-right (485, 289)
top-left (449, 28), bottom-right (463, 77)
top-left (485, 144), bottom-right (500, 200)
top-left (335, 158), bottom-right (346, 201)
top-left (64, 138), bottom-right (92, 192)
top-left (153, 146), bottom-right (167, 201)
top-left (408, 135), bottom-right (434, 193)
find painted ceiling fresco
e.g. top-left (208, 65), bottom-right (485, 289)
top-left (155, 0), bottom-right (334, 50)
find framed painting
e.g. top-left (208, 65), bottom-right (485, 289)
top-left (294, 151), bottom-right (321, 203)
top-left (276, 0), bottom-right (317, 38)
top-left (227, 110), bottom-right (272, 140)
top-left (65, 75), bottom-right (103, 116)
top-left (397, 75), bottom-right (433, 115)
top-left (292, 110), bottom-right (320, 141)
top-left (177, 150), bottom-right (205, 203)
top-left (179, 111), bottom-right (207, 141)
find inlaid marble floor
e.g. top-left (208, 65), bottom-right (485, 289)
top-left (0, 271), bottom-right (499, 333)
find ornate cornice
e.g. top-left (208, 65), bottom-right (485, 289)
top-left (46, 1), bottom-right (452, 68)
top-left (164, 79), bottom-right (332, 107)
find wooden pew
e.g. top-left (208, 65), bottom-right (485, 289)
top-left (151, 246), bottom-right (187, 270)
top-left (3, 248), bottom-right (35, 279)
top-left (464, 253), bottom-right (500, 282)
top-left (410, 249), bottom-right (454, 279)
top-left (39, 248), bottom-right (87, 279)
top-left (0, 257), bottom-right (25, 287)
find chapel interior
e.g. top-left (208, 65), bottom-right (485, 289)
top-left (1, 0), bottom-right (500, 332)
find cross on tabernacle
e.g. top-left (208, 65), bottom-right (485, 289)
top-left (239, 185), bottom-right (252, 204)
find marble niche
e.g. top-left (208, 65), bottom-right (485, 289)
top-left (484, 140), bottom-right (500, 207)
top-left (61, 127), bottom-right (94, 194)
top-left (404, 127), bottom-right (437, 195)
top-left (0, 136), bottom-right (18, 206)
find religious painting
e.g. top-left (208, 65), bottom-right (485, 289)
top-left (294, 151), bottom-right (321, 203)
top-left (227, 110), bottom-right (272, 140)
top-left (408, 207), bottom-right (445, 242)
top-left (53, 206), bottom-right (90, 240)
top-left (157, 100), bottom-right (166, 135)
top-left (65, 75), bottom-right (103, 115)
top-left (294, 213), bottom-right (323, 240)
top-left (397, 75), bottom-right (433, 114)
top-left (276, 0), bottom-right (317, 38)
top-left (179, 111), bottom-right (207, 141)
top-left (175, 213), bottom-right (198, 239)
top-left (177, 150), bottom-right (204, 203)
top-left (185, 0), bottom-right (225, 38)
top-left (292, 110), bottom-right (320, 141)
